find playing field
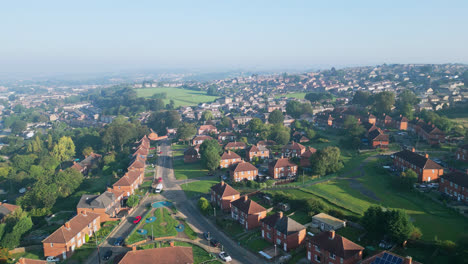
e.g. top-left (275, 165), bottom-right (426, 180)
top-left (135, 87), bottom-right (219, 107)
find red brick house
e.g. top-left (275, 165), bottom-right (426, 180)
top-left (261, 212), bottom-right (306, 252)
top-left (419, 123), bottom-right (445, 145)
top-left (307, 231), bottom-right (364, 264)
top-left (230, 196), bottom-right (267, 230)
top-left (269, 158), bottom-right (298, 179)
top-left (225, 141), bottom-right (246, 150)
top-left (192, 135), bottom-right (213, 145)
top-left (246, 144), bottom-right (269, 161)
top-left (128, 155), bottom-right (146, 172)
top-left (229, 161), bottom-right (258, 182)
top-left (257, 140), bottom-right (276, 148)
top-left (300, 147), bottom-right (317, 167)
top-left (439, 170), bottom-right (468, 204)
top-left (76, 188), bottom-right (124, 222)
top-left (393, 148), bottom-right (444, 182)
top-left (395, 115), bottom-right (408, 130)
top-left (210, 181), bottom-right (240, 211)
top-left (367, 114), bottom-right (376, 125)
top-left (42, 212), bottom-right (101, 260)
top-left (367, 129), bottom-right (389, 149)
top-left (198, 124), bottom-right (218, 135)
top-left (282, 142), bottom-right (306, 158)
top-left (220, 151), bottom-right (242, 169)
top-left (184, 146), bottom-right (200, 163)
top-left (456, 144), bottom-right (468, 161)
top-left (118, 245), bottom-right (194, 264)
top-left (132, 146), bottom-right (149, 158)
top-left (0, 202), bottom-right (19, 222)
top-left (16, 258), bottom-right (47, 264)
top-left (71, 152), bottom-right (102, 175)
top-left (112, 170), bottom-right (144, 197)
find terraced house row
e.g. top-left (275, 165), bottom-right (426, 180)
top-left (42, 135), bottom-right (152, 260)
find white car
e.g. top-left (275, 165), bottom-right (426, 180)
top-left (155, 183), bottom-right (163, 193)
top-left (219, 251), bottom-right (232, 262)
top-left (46, 256), bottom-right (60, 262)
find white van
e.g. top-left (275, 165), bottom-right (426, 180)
top-left (155, 184), bottom-right (163, 193)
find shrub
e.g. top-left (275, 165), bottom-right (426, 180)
top-left (198, 197), bottom-right (211, 215)
top-left (409, 227), bottom-right (422, 240)
top-left (85, 234), bottom-right (90, 243)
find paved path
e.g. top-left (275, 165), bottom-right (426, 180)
top-left (158, 140), bottom-right (266, 264)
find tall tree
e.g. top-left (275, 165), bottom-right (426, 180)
top-left (268, 110), bottom-right (284, 124)
top-left (52, 136), bottom-right (76, 163)
top-left (352, 91), bottom-right (373, 106)
top-left (310, 146), bottom-right (343, 176)
top-left (177, 122), bottom-right (197, 143)
top-left (201, 110), bottom-right (214, 122)
top-left (373, 91), bottom-right (395, 114)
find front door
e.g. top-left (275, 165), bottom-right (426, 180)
top-left (262, 230), bottom-right (264, 238)
top-left (321, 223), bottom-right (324, 230)
top-left (62, 251), bottom-right (67, 260)
top-left (283, 243), bottom-right (287, 251)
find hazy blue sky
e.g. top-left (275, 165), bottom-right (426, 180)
top-left (1, 0), bottom-right (467, 74)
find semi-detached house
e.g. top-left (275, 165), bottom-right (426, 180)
top-left (231, 196), bottom-right (267, 230)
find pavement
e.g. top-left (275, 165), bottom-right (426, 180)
top-left (157, 140), bottom-right (267, 264)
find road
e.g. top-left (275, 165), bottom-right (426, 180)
top-left (158, 140), bottom-right (266, 264)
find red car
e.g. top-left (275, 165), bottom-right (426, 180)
top-left (133, 216), bottom-right (142, 224)
top-left (150, 147), bottom-right (156, 150)
top-left (157, 177), bottom-right (163, 183)
top-left (159, 151), bottom-right (163, 154)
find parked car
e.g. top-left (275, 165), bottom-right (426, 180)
top-left (150, 147), bottom-right (156, 150)
top-left (46, 256), bottom-right (60, 262)
top-left (159, 151), bottom-right (163, 154)
top-left (219, 251), bottom-right (232, 262)
top-left (133, 216), bottom-right (142, 224)
top-left (114, 237), bottom-right (124, 246)
top-left (210, 238), bottom-right (220, 247)
top-left (103, 250), bottom-right (113, 260)
top-left (148, 154), bottom-right (154, 158)
top-left (155, 183), bottom-right (163, 193)
top-left (203, 232), bottom-right (211, 240)
top-left (157, 177), bottom-right (163, 183)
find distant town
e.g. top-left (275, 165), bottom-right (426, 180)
top-left (1, 63), bottom-right (467, 264)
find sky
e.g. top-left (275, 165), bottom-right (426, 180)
top-left (1, 0), bottom-right (468, 75)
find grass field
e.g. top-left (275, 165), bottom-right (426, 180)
top-left (171, 144), bottom-right (189, 158)
top-left (173, 160), bottom-right (208, 180)
top-left (181, 180), bottom-right (218, 198)
top-left (126, 207), bottom-right (178, 245)
top-left (135, 87), bottom-right (219, 107)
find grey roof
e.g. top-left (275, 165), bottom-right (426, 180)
top-left (262, 213), bottom-right (305, 235)
top-left (77, 192), bottom-right (116, 209)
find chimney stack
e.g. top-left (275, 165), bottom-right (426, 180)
top-left (278, 211), bottom-right (283, 218)
top-left (132, 246), bottom-right (137, 252)
top-left (81, 210), bottom-right (87, 216)
top-left (65, 222), bottom-right (71, 229)
top-left (244, 196), bottom-right (248, 202)
top-left (411, 147), bottom-right (416, 152)
top-left (169, 241), bottom-right (175, 247)
top-left (404, 256), bottom-right (412, 264)
top-left (425, 153), bottom-right (429, 159)
top-left (107, 187), bottom-right (112, 192)
top-left (220, 180), bottom-right (225, 186)
top-left (329, 230), bottom-right (335, 240)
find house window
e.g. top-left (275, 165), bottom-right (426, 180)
top-left (330, 253), bottom-right (336, 260)
top-left (315, 245), bottom-right (320, 252)
top-left (50, 243), bottom-right (54, 247)
top-left (314, 255), bottom-right (321, 262)
top-left (267, 233), bottom-right (271, 239)
top-left (277, 231), bottom-right (281, 236)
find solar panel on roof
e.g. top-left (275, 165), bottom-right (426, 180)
top-left (396, 259), bottom-right (403, 264)
top-left (373, 258), bottom-right (381, 264)
top-left (382, 253), bottom-right (389, 260)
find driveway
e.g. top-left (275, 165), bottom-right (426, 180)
top-left (157, 140), bottom-right (267, 264)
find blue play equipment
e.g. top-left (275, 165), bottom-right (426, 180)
top-left (146, 217), bottom-right (156, 223)
top-left (151, 201), bottom-right (173, 208)
top-left (175, 224), bottom-right (185, 232)
top-left (137, 229), bottom-right (148, 235)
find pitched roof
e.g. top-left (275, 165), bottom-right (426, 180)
top-left (184, 146), bottom-right (198, 156)
top-left (211, 181), bottom-right (240, 197)
top-left (42, 212), bottom-right (100, 244)
top-left (270, 158), bottom-right (297, 169)
top-left (394, 149), bottom-right (442, 170)
top-left (225, 142), bottom-right (246, 149)
top-left (262, 213), bottom-right (306, 235)
top-left (0, 202), bottom-right (19, 220)
top-left (247, 144), bottom-right (268, 153)
top-left (231, 161), bottom-right (257, 172)
top-left (257, 140), bottom-right (276, 147)
top-left (309, 231), bottom-right (364, 259)
top-left (199, 124), bottom-right (217, 131)
top-left (312, 213), bottom-right (345, 227)
top-left (221, 151), bottom-right (241, 160)
top-left (231, 196), bottom-right (266, 214)
top-left (113, 171), bottom-right (142, 187)
top-left (420, 123), bottom-right (444, 135)
top-left (118, 246), bottom-right (194, 264)
top-left (16, 258), bottom-right (48, 264)
top-left (368, 129), bottom-right (389, 141)
top-left (361, 251), bottom-right (422, 264)
top-left (193, 135), bottom-right (213, 141)
top-left (282, 141), bottom-right (306, 151)
top-left (77, 189), bottom-right (123, 211)
top-left (441, 171), bottom-right (468, 188)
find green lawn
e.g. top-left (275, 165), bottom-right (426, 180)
top-left (215, 217), bottom-right (245, 237)
top-left (171, 144), bottom-right (189, 158)
top-left (181, 180), bottom-right (218, 199)
top-left (9, 247), bottom-right (43, 263)
top-left (126, 207), bottom-right (179, 245)
top-left (135, 87), bottom-right (219, 107)
top-left (288, 210), bottom-right (311, 225)
top-left (238, 231), bottom-right (270, 252)
top-left (336, 226), bottom-right (364, 243)
top-left (173, 160), bottom-right (208, 180)
top-left (174, 241), bottom-right (219, 264)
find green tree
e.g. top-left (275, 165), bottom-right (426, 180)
top-left (201, 110), bottom-right (214, 122)
top-left (103, 152), bottom-right (116, 165)
top-left (269, 124), bottom-right (290, 145)
top-left (268, 110), bottom-right (284, 124)
top-left (198, 197), bottom-right (211, 215)
top-left (386, 209), bottom-right (414, 244)
top-left (352, 91), bottom-right (373, 106)
top-left (199, 139), bottom-right (222, 171)
top-left (396, 90), bottom-right (419, 119)
top-left (248, 118), bottom-right (265, 133)
top-left (219, 116), bottom-right (232, 129)
top-left (147, 111), bottom-right (181, 135)
top-left (399, 169), bottom-right (418, 189)
top-left (177, 122), bottom-right (197, 143)
top-left (82, 146), bottom-right (94, 157)
top-left (310, 146), bottom-right (343, 176)
top-left (52, 136), bottom-right (76, 163)
top-left (373, 91), bottom-right (395, 114)
top-left (10, 120), bottom-right (27, 134)
top-left (127, 195), bottom-right (140, 207)
top-left (54, 168), bottom-right (83, 197)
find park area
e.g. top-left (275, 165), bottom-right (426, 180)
top-left (173, 160), bottom-right (208, 180)
top-left (135, 87), bottom-right (219, 107)
top-left (138, 241), bottom-right (222, 264)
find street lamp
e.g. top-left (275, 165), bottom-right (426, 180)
top-left (274, 244), bottom-right (277, 264)
top-left (94, 231), bottom-right (101, 264)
